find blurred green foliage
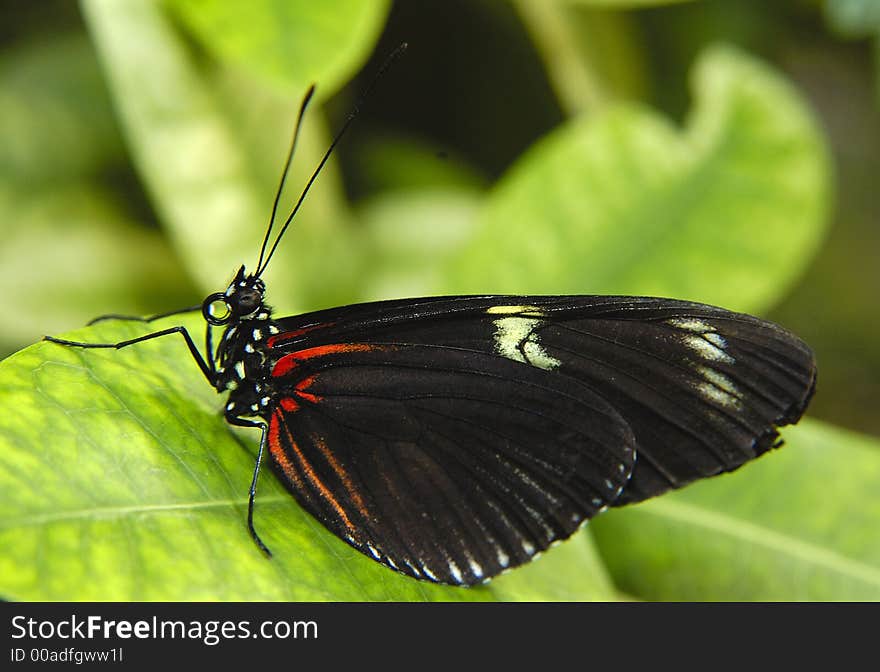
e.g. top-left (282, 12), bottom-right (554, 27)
top-left (0, 0), bottom-right (877, 601)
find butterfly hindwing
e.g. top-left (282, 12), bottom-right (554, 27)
top-left (266, 342), bottom-right (636, 584)
top-left (264, 295), bottom-right (815, 584)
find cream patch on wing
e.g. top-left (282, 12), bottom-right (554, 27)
top-left (489, 306), bottom-right (560, 371)
top-left (665, 317), bottom-right (742, 407)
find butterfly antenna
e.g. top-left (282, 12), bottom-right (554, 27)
top-left (255, 83), bottom-right (316, 273)
top-left (255, 42), bottom-right (409, 278)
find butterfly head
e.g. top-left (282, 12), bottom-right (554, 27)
top-left (202, 265), bottom-right (268, 326)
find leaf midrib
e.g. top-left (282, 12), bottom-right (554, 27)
top-left (0, 493), bottom-right (290, 530)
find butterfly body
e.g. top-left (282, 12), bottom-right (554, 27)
top-left (212, 271), bottom-right (280, 416)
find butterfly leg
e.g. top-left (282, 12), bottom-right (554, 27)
top-left (226, 415), bottom-right (273, 558)
top-left (44, 326), bottom-right (215, 383)
top-left (87, 305), bottom-right (202, 326)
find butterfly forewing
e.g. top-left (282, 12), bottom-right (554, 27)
top-left (263, 295), bottom-right (815, 584)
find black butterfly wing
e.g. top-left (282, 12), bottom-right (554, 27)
top-left (528, 296), bottom-right (816, 503)
top-left (264, 295), bottom-right (815, 584)
top-left (265, 342), bottom-right (637, 585)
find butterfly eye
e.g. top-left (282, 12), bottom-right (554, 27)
top-left (234, 289), bottom-right (261, 314)
top-left (202, 293), bottom-right (231, 325)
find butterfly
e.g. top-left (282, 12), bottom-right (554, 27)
top-left (45, 50), bottom-right (816, 586)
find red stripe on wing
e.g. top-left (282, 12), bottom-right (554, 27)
top-left (277, 378), bottom-right (320, 413)
top-left (269, 409), bottom-right (357, 537)
top-left (267, 322), bottom-right (335, 348)
top-left (272, 343), bottom-right (380, 378)
top-left (295, 374), bottom-right (322, 404)
top-left (280, 397), bottom-right (300, 412)
top-left (268, 410), bottom-right (306, 491)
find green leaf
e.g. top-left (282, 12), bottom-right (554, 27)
top-left (447, 45), bottom-right (830, 315)
top-left (0, 185), bottom-right (193, 354)
top-left (0, 317), bottom-right (615, 601)
top-left (80, 0), bottom-right (367, 309)
top-left (0, 33), bottom-right (124, 185)
top-left (352, 136), bottom-right (488, 195)
top-left (164, 0), bottom-right (390, 96)
top-left (825, 0), bottom-right (880, 38)
top-left (487, 530), bottom-right (619, 601)
top-left (559, 0), bottom-right (695, 5)
top-left (356, 189), bottom-right (481, 301)
top-left (590, 419), bottom-right (880, 601)
top-left (81, 0), bottom-right (272, 293)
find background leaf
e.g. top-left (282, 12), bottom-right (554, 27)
top-left (0, 33), bottom-right (122, 184)
top-left (81, 0), bottom-right (274, 293)
top-left (825, 0), bottom-right (880, 37)
top-left (165, 0), bottom-right (390, 96)
top-left (0, 186), bottom-right (190, 350)
top-left (590, 419), bottom-right (880, 601)
top-left (824, 0), bottom-right (880, 104)
top-left (357, 189), bottom-right (481, 300)
top-left (559, 0), bottom-right (694, 6)
top-left (445, 45), bottom-right (830, 314)
top-left (81, 0), bottom-right (371, 312)
top-left (0, 31), bottom-right (195, 351)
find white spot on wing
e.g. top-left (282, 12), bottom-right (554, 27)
top-left (448, 560), bottom-right (464, 584)
top-left (682, 334), bottom-right (735, 364)
top-left (695, 366), bottom-right (743, 408)
top-left (697, 366), bottom-right (738, 393)
top-left (468, 558), bottom-right (484, 580)
top-left (704, 332), bottom-right (727, 349)
top-left (666, 317), bottom-right (713, 333)
top-left (696, 383), bottom-right (742, 408)
top-left (522, 337), bottom-right (561, 370)
top-left (493, 315), bottom-right (561, 371)
top-left (667, 317), bottom-right (735, 363)
top-left (486, 304), bottom-right (547, 317)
